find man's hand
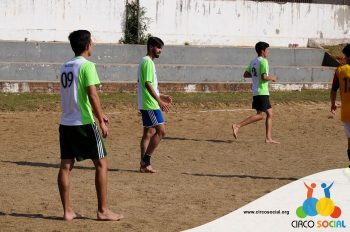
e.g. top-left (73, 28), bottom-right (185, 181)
top-left (159, 94), bottom-right (172, 112)
top-left (269, 75), bottom-right (277, 82)
top-left (102, 114), bottom-right (109, 125)
top-left (99, 121), bottom-right (109, 138)
top-left (159, 100), bottom-right (170, 112)
top-left (160, 94), bottom-right (172, 104)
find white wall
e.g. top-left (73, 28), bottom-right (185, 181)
top-left (0, 0), bottom-right (126, 43)
top-left (0, 0), bottom-right (349, 47)
top-left (142, 0), bottom-right (350, 47)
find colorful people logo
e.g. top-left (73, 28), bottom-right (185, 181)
top-left (296, 182), bottom-right (341, 219)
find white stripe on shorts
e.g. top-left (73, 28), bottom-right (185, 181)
top-left (148, 110), bottom-right (158, 125)
top-left (92, 124), bottom-right (104, 159)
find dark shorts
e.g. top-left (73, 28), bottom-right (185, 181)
top-left (252, 95), bottom-right (272, 112)
top-left (59, 123), bottom-right (107, 161)
top-left (140, 109), bottom-right (164, 128)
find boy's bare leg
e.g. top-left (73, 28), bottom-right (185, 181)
top-left (140, 127), bottom-right (156, 163)
top-left (93, 158), bottom-right (123, 221)
top-left (145, 124), bottom-right (165, 155)
top-left (58, 159), bottom-right (77, 221)
top-left (141, 124), bottom-right (166, 173)
top-left (232, 112), bottom-right (264, 139)
top-left (265, 108), bottom-right (280, 144)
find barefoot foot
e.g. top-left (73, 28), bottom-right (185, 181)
top-left (265, 139), bottom-right (280, 144)
top-left (232, 124), bottom-right (239, 139)
top-left (140, 165), bottom-right (158, 173)
top-left (63, 211), bottom-right (78, 221)
top-left (97, 209), bottom-right (124, 221)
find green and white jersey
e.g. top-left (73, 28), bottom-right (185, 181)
top-left (245, 57), bottom-right (270, 96)
top-left (137, 56), bottom-right (160, 110)
top-left (60, 56), bottom-right (100, 125)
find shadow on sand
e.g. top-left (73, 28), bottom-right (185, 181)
top-left (1, 160), bottom-right (139, 173)
top-left (182, 172), bottom-right (298, 181)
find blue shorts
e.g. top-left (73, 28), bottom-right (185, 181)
top-left (140, 109), bottom-right (164, 128)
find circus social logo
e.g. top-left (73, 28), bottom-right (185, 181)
top-left (291, 182), bottom-right (346, 229)
top-left (296, 182), bottom-right (341, 219)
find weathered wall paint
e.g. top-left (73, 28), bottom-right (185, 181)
top-left (0, 0), bottom-right (349, 46)
top-left (142, 0), bottom-right (350, 46)
top-left (0, 0), bottom-right (126, 43)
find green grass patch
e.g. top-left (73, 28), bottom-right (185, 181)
top-left (0, 90), bottom-right (332, 112)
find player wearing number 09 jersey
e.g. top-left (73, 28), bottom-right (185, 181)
top-left (232, 41), bottom-right (279, 144)
top-left (330, 44), bottom-right (350, 168)
top-left (58, 30), bottom-right (123, 221)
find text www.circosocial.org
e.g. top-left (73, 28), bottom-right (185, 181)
top-left (243, 210), bottom-right (290, 215)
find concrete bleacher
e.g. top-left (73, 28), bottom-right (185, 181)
top-left (0, 41), bottom-right (336, 92)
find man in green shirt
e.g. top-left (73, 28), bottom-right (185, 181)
top-left (58, 30), bottom-right (123, 221)
top-left (137, 37), bottom-right (172, 173)
top-left (232, 41), bottom-right (279, 144)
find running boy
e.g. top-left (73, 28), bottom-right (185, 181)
top-left (58, 30), bottom-right (123, 221)
top-left (137, 37), bottom-right (172, 173)
top-left (330, 44), bottom-right (350, 168)
top-left (232, 41), bottom-right (279, 144)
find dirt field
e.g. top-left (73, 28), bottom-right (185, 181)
top-left (0, 102), bottom-right (347, 232)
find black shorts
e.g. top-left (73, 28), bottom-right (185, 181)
top-left (252, 95), bottom-right (271, 112)
top-left (59, 123), bottom-right (107, 161)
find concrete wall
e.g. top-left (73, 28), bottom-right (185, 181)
top-left (0, 0), bottom-right (125, 43)
top-left (143, 0), bottom-right (350, 46)
top-left (0, 41), bottom-right (326, 66)
top-left (0, 0), bottom-right (349, 46)
top-left (0, 41), bottom-right (335, 85)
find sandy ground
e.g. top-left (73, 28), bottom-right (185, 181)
top-left (0, 103), bottom-right (348, 232)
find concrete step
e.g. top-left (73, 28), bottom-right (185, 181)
top-left (0, 62), bottom-right (335, 82)
top-left (0, 41), bottom-right (326, 66)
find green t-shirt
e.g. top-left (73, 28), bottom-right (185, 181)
top-left (245, 57), bottom-right (269, 96)
top-left (137, 56), bottom-right (160, 110)
top-left (60, 56), bottom-right (100, 125)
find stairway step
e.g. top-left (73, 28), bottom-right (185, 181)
top-left (0, 41), bottom-right (326, 66)
top-left (0, 62), bottom-right (335, 82)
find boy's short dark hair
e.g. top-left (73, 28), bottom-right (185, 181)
top-left (68, 30), bottom-right (91, 55)
top-left (255, 41), bottom-right (270, 55)
top-left (343, 44), bottom-right (350, 58)
top-left (147, 37), bottom-right (164, 50)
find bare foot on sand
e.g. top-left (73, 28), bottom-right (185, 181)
top-left (97, 209), bottom-right (124, 221)
top-left (140, 165), bottom-right (158, 173)
top-left (265, 139), bottom-right (280, 144)
top-left (63, 211), bottom-right (79, 221)
top-left (232, 124), bottom-right (239, 139)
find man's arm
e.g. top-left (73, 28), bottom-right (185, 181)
top-left (145, 81), bottom-right (170, 112)
top-left (330, 90), bottom-right (337, 113)
top-left (88, 85), bottom-right (109, 138)
top-left (330, 71), bottom-right (339, 114)
top-left (261, 73), bottom-right (277, 82)
top-left (259, 59), bottom-right (276, 82)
